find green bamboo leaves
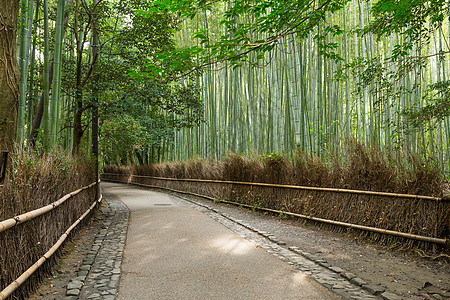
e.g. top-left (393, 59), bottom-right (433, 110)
top-left (169, 0), bottom-right (450, 175)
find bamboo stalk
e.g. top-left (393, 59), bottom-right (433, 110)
top-left (42, 0), bottom-right (50, 150)
top-left (0, 181), bottom-right (98, 233)
top-left (169, 2), bottom-right (449, 168)
top-left (49, 0), bottom-right (66, 147)
top-left (0, 194), bottom-right (102, 300)
top-left (100, 174), bottom-right (444, 201)
top-left (17, 0), bottom-right (31, 146)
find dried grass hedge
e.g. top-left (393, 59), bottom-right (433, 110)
top-left (103, 142), bottom-right (448, 251)
top-left (0, 151), bottom-right (96, 299)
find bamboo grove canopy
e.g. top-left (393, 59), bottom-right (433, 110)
top-left (1, 0), bottom-right (449, 171)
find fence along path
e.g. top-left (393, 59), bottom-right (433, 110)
top-left (0, 180), bottom-right (101, 300)
top-left (102, 173), bottom-right (449, 247)
top-left (133, 175), bottom-right (446, 201)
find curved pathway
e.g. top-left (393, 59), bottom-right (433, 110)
top-left (66, 182), bottom-right (391, 299)
top-left (104, 182), bottom-right (342, 299)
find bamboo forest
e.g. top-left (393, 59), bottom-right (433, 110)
top-left (172, 1), bottom-right (450, 168)
top-left (1, 1), bottom-right (450, 299)
top-left (0, 0), bottom-right (447, 170)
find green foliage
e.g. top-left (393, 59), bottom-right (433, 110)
top-left (341, 0), bottom-right (450, 128)
top-left (53, 0), bottom-right (206, 163)
top-left (99, 71), bottom-right (203, 164)
top-left (136, 0), bottom-right (349, 76)
top-left (100, 115), bottom-right (146, 164)
top-left (263, 152), bottom-right (283, 161)
top-left (404, 81), bottom-right (450, 128)
top-left (20, 0), bottom-right (204, 159)
top-left (368, 0), bottom-right (448, 60)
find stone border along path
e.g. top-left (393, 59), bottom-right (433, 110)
top-left (64, 188), bottom-right (402, 300)
top-left (64, 193), bottom-right (129, 300)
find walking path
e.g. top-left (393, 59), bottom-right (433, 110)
top-left (64, 182), bottom-right (389, 299)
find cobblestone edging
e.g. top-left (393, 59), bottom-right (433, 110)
top-left (169, 193), bottom-right (404, 300)
top-left (65, 193), bottom-right (129, 300)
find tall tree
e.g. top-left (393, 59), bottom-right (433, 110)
top-left (92, 0), bottom-right (99, 198)
top-left (0, 1), bottom-right (20, 152)
top-left (49, 0), bottom-right (65, 148)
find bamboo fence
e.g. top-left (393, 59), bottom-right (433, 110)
top-left (102, 173), bottom-right (449, 247)
top-left (131, 175), bottom-right (446, 202)
top-left (0, 181), bottom-right (99, 233)
top-left (102, 173), bottom-right (447, 202)
top-left (0, 180), bottom-right (101, 299)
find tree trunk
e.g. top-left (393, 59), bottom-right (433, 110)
top-left (28, 61), bottom-right (53, 148)
top-left (72, 106), bottom-right (83, 155)
top-left (72, 0), bottom-right (99, 155)
top-left (135, 150), bottom-right (144, 165)
top-left (17, 0), bottom-right (33, 146)
top-left (0, 1), bottom-right (20, 152)
top-left (92, 0), bottom-right (99, 199)
top-left (26, 0), bottom-right (40, 141)
top-left (91, 0), bottom-right (99, 159)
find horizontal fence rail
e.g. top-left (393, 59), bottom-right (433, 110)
top-left (102, 173), bottom-right (447, 201)
top-left (102, 173), bottom-right (449, 247)
top-left (0, 180), bottom-right (99, 233)
top-left (0, 193), bottom-right (103, 299)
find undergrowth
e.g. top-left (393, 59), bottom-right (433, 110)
top-left (106, 141), bottom-right (444, 196)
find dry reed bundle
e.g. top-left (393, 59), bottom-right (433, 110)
top-left (103, 142), bottom-right (448, 251)
top-left (0, 151), bottom-right (96, 299)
